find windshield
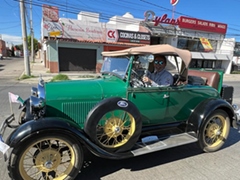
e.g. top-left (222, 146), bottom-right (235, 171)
top-left (101, 57), bottom-right (130, 78)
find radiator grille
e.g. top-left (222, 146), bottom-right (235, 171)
top-left (62, 101), bottom-right (98, 125)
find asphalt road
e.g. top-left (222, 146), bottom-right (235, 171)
top-left (0, 58), bottom-right (240, 180)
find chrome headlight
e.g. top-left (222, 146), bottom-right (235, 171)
top-left (31, 87), bottom-right (38, 97)
top-left (38, 78), bottom-right (45, 99)
top-left (30, 96), bottom-right (46, 116)
top-left (233, 104), bottom-right (239, 111)
top-left (31, 76), bottom-right (45, 98)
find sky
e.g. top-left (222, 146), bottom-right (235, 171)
top-left (1, 0), bottom-right (240, 46)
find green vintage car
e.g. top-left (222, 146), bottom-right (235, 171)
top-left (0, 44), bottom-right (240, 180)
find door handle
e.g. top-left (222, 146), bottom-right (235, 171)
top-left (163, 94), bottom-right (169, 98)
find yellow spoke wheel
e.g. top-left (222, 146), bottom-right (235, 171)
top-left (199, 110), bottom-right (230, 152)
top-left (97, 110), bottom-right (136, 148)
top-left (84, 98), bottom-right (142, 153)
top-left (9, 133), bottom-right (83, 180)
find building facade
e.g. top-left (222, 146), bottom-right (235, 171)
top-left (41, 6), bottom-right (235, 74)
top-left (41, 6), bottom-right (150, 73)
top-left (142, 10), bottom-right (235, 74)
top-left (0, 39), bottom-right (7, 58)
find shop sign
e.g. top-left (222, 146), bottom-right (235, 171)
top-left (144, 10), bottom-right (179, 26)
top-left (179, 16), bottom-right (227, 34)
top-left (42, 4), bottom-right (59, 22)
top-left (117, 30), bottom-right (150, 44)
top-left (43, 20), bottom-right (106, 41)
top-left (144, 10), bottom-right (227, 34)
top-left (49, 31), bottom-right (61, 36)
top-left (199, 38), bottom-right (213, 52)
top-left (106, 29), bottom-right (118, 42)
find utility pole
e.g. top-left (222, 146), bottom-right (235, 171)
top-left (30, 0), bottom-right (34, 63)
top-left (19, 0), bottom-right (31, 76)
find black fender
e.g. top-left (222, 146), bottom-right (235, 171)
top-left (6, 117), bottom-right (134, 160)
top-left (186, 98), bottom-right (235, 137)
top-left (6, 117), bottom-right (84, 148)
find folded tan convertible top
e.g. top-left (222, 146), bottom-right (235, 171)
top-left (102, 44), bottom-right (192, 68)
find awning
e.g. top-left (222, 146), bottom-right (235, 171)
top-left (192, 52), bottom-right (230, 60)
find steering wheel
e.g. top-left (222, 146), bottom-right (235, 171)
top-left (130, 69), bottom-right (146, 87)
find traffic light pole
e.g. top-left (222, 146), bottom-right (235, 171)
top-left (19, 0), bottom-right (31, 76)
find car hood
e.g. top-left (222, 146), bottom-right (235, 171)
top-left (44, 76), bottom-right (127, 102)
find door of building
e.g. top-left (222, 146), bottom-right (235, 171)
top-left (59, 47), bottom-right (96, 71)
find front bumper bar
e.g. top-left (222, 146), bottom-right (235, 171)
top-left (0, 114), bottom-right (19, 138)
top-left (233, 106), bottom-right (240, 131)
top-left (0, 114), bottom-right (19, 159)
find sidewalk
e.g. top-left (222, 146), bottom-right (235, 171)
top-left (20, 58), bottom-right (99, 83)
top-left (223, 73), bottom-right (240, 82)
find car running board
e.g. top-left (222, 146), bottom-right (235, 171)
top-left (131, 132), bottom-right (198, 156)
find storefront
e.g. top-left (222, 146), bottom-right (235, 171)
top-left (41, 6), bottom-right (150, 73)
top-left (141, 10), bottom-right (235, 74)
top-left (41, 5), bottom-right (235, 74)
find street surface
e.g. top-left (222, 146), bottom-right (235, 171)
top-left (0, 58), bottom-right (240, 180)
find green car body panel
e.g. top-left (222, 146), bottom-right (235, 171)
top-left (44, 74), bottom-right (219, 128)
top-left (45, 76), bottom-right (128, 127)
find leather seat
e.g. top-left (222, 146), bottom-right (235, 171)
top-left (188, 70), bottom-right (220, 90)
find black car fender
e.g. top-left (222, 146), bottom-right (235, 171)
top-left (186, 98), bottom-right (235, 137)
top-left (6, 117), bottom-right (135, 160)
top-left (6, 117), bottom-right (85, 148)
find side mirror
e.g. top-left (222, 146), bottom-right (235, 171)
top-left (147, 54), bottom-right (154, 62)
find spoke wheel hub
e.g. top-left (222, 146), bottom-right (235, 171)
top-left (104, 118), bottom-right (124, 138)
top-left (207, 123), bottom-right (221, 138)
top-left (35, 149), bottom-right (61, 172)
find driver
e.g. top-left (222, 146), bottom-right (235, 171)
top-left (142, 55), bottom-right (173, 86)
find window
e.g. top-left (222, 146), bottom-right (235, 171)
top-left (215, 61), bottom-right (222, 68)
top-left (177, 37), bottom-right (218, 53)
top-left (234, 42), bottom-right (240, 56)
top-left (189, 59), bottom-right (217, 69)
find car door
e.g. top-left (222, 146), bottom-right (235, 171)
top-left (127, 86), bottom-right (174, 126)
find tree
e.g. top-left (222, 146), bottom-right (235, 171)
top-left (15, 45), bottom-right (22, 51)
top-left (27, 35), bottom-right (39, 53)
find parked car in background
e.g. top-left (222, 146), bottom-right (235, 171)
top-left (0, 44), bottom-right (240, 180)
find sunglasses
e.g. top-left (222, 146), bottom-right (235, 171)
top-left (154, 60), bottom-right (164, 65)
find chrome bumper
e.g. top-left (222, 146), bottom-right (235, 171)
top-left (0, 114), bottom-right (18, 160)
top-left (235, 109), bottom-right (240, 130)
top-left (233, 104), bottom-right (240, 131)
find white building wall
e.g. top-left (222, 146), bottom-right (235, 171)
top-left (106, 12), bottom-right (141, 31)
top-left (218, 38), bottom-right (235, 74)
top-left (166, 37), bottom-right (178, 47)
top-left (77, 11), bottom-right (99, 22)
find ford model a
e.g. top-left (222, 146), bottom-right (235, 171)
top-left (0, 44), bottom-right (240, 180)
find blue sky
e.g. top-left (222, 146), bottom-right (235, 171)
top-left (1, 0), bottom-right (240, 45)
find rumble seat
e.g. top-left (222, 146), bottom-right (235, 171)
top-left (188, 70), bottom-right (220, 90)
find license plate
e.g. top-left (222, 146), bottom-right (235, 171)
top-left (0, 136), bottom-right (10, 155)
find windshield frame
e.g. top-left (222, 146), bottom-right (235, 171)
top-left (101, 56), bottom-right (131, 80)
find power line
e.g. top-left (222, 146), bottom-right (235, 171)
top-left (0, 24), bottom-right (21, 30)
top-left (13, 0), bottom-right (240, 40)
